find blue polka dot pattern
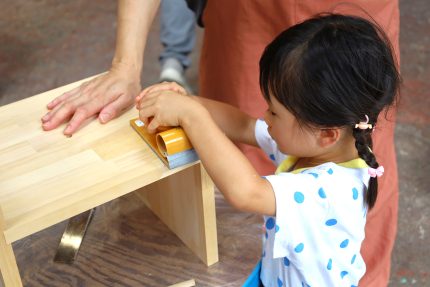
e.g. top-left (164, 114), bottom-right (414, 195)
top-left (294, 192), bottom-right (305, 203)
top-left (318, 187), bottom-right (326, 198)
top-left (340, 239), bottom-right (349, 248)
top-left (352, 187), bottom-right (359, 200)
top-left (327, 258), bottom-right (332, 270)
top-left (351, 285), bottom-right (358, 287)
top-left (275, 225), bottom-right (280, 233)
top-left (265, 231), bottom-right (268, 239)
top-left (340, 271), bottom-right (349, 279)
top-left (325, 219), bottom-right (337, 226)
top-left (309, 172), bottom-right (319, 178)
top-left (277, 277), bottom-right (283, 287)
top-left (351, 254), bottom-right (356, 264)
top-left (294, 243), bottom-right (304, 253)
top-left (269, 154), bottom-right (276, 161)
top-left (266, 217), bottom-right (275, 230)
top-left (327, 168), bottom-right (334, 174)
top-left (283, 256), bottom-right (290, 266)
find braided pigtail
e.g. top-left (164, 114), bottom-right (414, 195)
top-left (352, 127), bottom-right (379, 209)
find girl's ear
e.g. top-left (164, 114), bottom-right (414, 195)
top-left (317, 128), bottom-right (341, 148)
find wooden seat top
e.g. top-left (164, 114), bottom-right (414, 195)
top-left (0, 78), bottom-right (196, 244)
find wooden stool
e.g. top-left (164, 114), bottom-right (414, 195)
top-left (0, 77), bottom-right (218, 286)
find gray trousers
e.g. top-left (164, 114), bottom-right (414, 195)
top-left (159, 0), bottom-right (196, 69)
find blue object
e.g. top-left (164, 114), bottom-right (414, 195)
top-left (167, 149), bottom-right (199, 169)
top-left (243, 260), bottom-right (262, 287)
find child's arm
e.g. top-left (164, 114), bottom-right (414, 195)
top-left (136, 82), bottom-right (259, 146)
top-left (136, 90), bottom-right (275, 216)
top-left (192, 97), bottom-right (258, 146)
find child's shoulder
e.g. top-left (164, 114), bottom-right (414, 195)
top-left (272, 161), bottom-right (368, 189)
top-left (300, 162), bottom-right (367, 180)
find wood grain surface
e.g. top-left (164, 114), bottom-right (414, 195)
top-left (0, 77), bottom-right (223, 286)
top-left (0, 77), bottom-right (196, 243)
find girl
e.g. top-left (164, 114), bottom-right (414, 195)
top-left (135, 14), bottom-right (400, 287)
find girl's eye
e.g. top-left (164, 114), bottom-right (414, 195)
top-left (266, 108), bottom-right (276, 116)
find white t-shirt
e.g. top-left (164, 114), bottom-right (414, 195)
top-left (255, 119), bottom-right (370, 287)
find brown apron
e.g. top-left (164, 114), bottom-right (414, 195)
top-left (199, 1), bottom-right (400, 286)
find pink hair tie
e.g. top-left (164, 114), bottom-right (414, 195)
top-left (368, 166), bottom-right (384, 178)
top-left (355, 115), bottom-right (373, 130)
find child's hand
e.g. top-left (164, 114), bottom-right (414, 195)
top-left (135, 81), bottom-right (187, 104)
top-left (135, 88), bottom-right (200, 134)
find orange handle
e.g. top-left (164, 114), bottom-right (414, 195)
top-left (156, 128), bottom-right (193, 156)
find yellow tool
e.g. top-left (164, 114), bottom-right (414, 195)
top-left (130, 118), bottom-right (198, 169)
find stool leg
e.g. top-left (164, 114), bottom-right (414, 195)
top-left (0, 232), bottom-right (22, 287)
top-left (135, 163), bottom-right (218, 266)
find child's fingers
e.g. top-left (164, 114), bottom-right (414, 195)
top-left (136, 82), bottom-right (187, 103)
top-left (146, 116), bottom-right (161, 133)
top-left (138, 105), bottom-right (157, 127)
top-left (159, 81), bottom-right (187, 95)
top-left (135, 94), bottom-right (158, 110)
top-left (136, 85), bottom-right (156, 102)
top-left (139, 111), bottom-right (159, 134)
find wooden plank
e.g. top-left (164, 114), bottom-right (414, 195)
top-left (168, 279), bottom-right (196, 287)
top-left (135, 164), bottom-right (218, 266)
top-left (0, 208), bottom-right (22, 287)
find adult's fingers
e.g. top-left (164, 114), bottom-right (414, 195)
top-left (99, 92), bottom-right (135, 124)
top-left (63, 98), bottom-right (107, 135)
top-left (46, 85), bottom-right (82, 110)
top-left (42, 89), bottom-right (111, 133)
top-left (41, 100), bottom-right (77, 131)
top-left (42, 80), bottom-right (96, 125)
top-left (42, 87), bottom-right (81, 123)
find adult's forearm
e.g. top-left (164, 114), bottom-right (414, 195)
top-left (112, 0), bottom-right (160, 75)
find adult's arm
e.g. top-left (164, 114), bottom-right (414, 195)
top-left (41, 0), bottom-right (160, 136)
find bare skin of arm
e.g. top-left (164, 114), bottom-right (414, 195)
top-left (136, 82), bottom-right (259, 145)
top-left (42, 0), bottom-right (160, 136)
top-left (136, 89), bottom-right (275, 215)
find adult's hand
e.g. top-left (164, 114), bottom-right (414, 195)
top-left (41, 66), bottom-right (141, 136)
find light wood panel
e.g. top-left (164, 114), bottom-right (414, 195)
top-left (136, 164), bottom-right (218, 266)
top-left (0, 77), bottom-right (218, 286)
top-left (0, 209), bottom-right (21, 287)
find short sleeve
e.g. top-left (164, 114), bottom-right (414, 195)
top-left (261, 164), bottom-right (368, 286)
top-left (255, 119), bottom-right (286, 166)
top-left (265, 164), bottom-right (367, 265)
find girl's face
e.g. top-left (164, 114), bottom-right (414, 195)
top-left (264, 96), bottom-right (320, 157)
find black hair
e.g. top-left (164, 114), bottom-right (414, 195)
top-left (259, 13), bottom-right (400, 209)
